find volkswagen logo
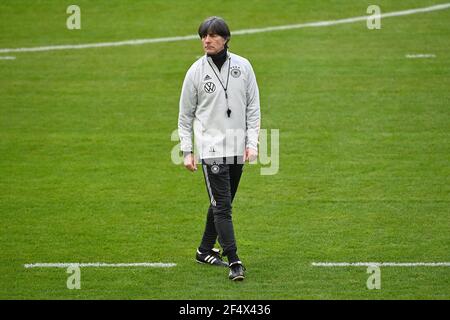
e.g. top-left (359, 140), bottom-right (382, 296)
top-left (204, 82), bottom-right (216, 93)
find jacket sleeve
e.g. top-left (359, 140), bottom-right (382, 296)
top-left (245, 61), bottom-right (261, 152)
top-left (178, 66), bottom-right (197, 153)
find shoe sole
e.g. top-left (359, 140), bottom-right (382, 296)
top-left (196, 259), bottom-right (228, 267)
top-left (230, 275), bottom-right (245, 281)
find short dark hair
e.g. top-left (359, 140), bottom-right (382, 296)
top-left (198, 16), bottom-right (231, 44)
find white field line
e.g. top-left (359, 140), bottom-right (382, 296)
top-left (1, 3), bottom-right (449, 54)
top-left (0, 56), bottom-right (16, 60)
top-left (312, 262), bottom-right (450, 267)
top-left (24, 262), bottom-right (176, 269)
top-left (405, 53), bottom-right (436, 58)
top-left (233, 3), bottom-right (450, 35)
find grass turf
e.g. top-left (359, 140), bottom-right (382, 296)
top-left (0, 0), bottom-right (449, 299)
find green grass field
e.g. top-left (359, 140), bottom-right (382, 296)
top-left (1, 0), bottom-right (449, 299)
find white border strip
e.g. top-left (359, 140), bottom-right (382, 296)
top-left (312, 262), bottom-right (450, 267)
top-left (0, 56), bottom-right (16, 60)
top-left (233, 3), bottom-right (450, 35)
top-left (1, 3), bottom-right (449, 53)
top-left (24, 262), bottom-right (176, 268)
top-left (405, 54), bottom-right (436, 58)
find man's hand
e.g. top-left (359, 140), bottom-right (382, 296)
top-left (183, 153), bottom-right (197, 172)
top-left (244, 148), bottom-right (258, 163)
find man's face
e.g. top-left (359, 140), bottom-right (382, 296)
top-left (201, 33), bottom-right (227, 55)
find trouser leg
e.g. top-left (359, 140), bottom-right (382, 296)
top-left (199, 162), bottom-right (243, 263)
top-left (199, 163), bottom-right (243, 253)
top-left (229, 163), bottom-right (244, 202)
top-left (199, 205), bottom-right (216, 252)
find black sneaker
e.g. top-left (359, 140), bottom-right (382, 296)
top-left (228, 261), bottom-right (245, 281)
top-left (196, 248), bottom-right (228, 267)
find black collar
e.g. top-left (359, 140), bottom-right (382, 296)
top-left (207, 48), bottom-right (227, 71)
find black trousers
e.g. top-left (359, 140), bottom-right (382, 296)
top-left (199, 158), bottom-right (244, 263)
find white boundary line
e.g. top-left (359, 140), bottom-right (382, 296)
top-left (1, 3), bottom-right (449, 53)
top-left (312, 262), bottom-right (450, 267)
top-left (24, 262), bottom-right (176, 268)
top-left (405, 53), bottom-right (436, 58)
top-left (0, 56), bottom-right (16, 60)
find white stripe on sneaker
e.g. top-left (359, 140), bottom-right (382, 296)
top-left (230, 260), bottom-right (242, 266)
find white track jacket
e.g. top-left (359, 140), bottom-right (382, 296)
top-left (178, 51), bottom-right (260, 160)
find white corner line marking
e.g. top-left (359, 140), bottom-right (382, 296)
top-left (1, 3), bottom-right (449, 53)
top-left (405, 53), bottom-right (436, 58)
top-left (312, 262), bottom-right (450, 267)
top-left (24, 262), bottom-right (177, 268)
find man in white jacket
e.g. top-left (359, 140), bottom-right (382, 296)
top-left (178, 16), bottom-right (260, 281)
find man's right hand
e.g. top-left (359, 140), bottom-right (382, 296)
top-left (183, 153), bottom-right (197, 172)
